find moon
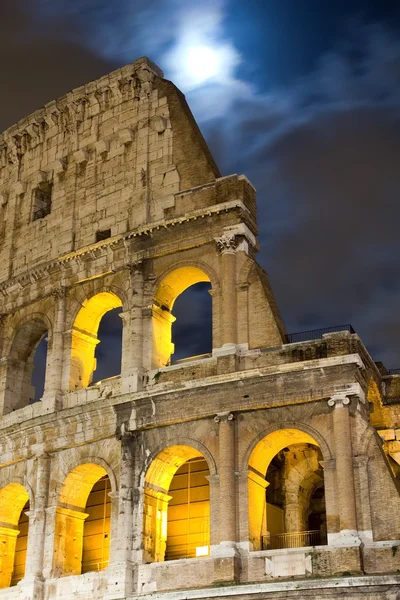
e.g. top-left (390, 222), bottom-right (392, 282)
top-left (185, 46), bottom-right (220, 85)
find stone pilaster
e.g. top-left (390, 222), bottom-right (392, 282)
top-left (43, 286), bottom-right (66, 400)
top-left (327, 394), bottom-right (360, 544)
top-left (214, 412), bottom-right (236, 545)
top-left (216, 235), bottom-right (238, 347)
top-left (121, 264), bottom-right (146, 393)
top-left (24, 454), bottom-right (51, 582)
top-left (353, 455), bottom-right (373, 541)
top-left (109, 433), bottom-right (135, 595)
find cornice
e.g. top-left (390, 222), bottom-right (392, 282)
top-left (0, 199), bottom-right (247, 297)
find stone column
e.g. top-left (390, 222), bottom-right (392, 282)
top-left (44, 286), bottom-right (66, 398)
top-left (353, 455), bottom-right (373, 541)
top-left (216, 235), bottom-right (238, 347)
top-left (114, 434), bottom-right (135, 565)
top-left (24, 454), bottom-right (51, 581)
top-left (328, 395), bottom-right (358, 537)
top-left (215, 412), bottom-right (236, 544)
top-left (109, 432), bottom-right (136, 596)
top-left (121, 264), bottom-right (146, 392)
top-left (319, 459), bottom-right (340, 541)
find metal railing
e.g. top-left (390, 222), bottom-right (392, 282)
top-left (388, 368), bottom-right (400, 375)
top-left (262, 530), bottom-right (327, 550)
top-left (285, 324), bottom-right (355, 344)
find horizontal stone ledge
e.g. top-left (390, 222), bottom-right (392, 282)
top-left (138, 574), bottom-right (400, 600)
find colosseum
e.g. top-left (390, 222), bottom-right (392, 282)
top-left (0, 56), bottom-right (399, 600)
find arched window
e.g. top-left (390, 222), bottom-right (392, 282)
top-left (0, 483), bottom-right (30, 589)
top-left (82, 475), bottom-right (111, 573)
top-left (248, 429), bottom-right (327, 551)
top-left (11, 500), bottom-right (29, 586)
top-left (53, 464), bottom-right (112, 577)
top-left (92, 308), bottom-right (123, 382)
top-left (4, 319), bottom-right (48, 414)
top-left (153, 267), bottom-right (212, 368)
top-left (171, 282), bottom-right (212, 363)
top-left (69, 292), bottom-right (123, 390)
top-left (143, 445), bottom-right (210, 562)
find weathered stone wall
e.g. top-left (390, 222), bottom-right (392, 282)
top-left (0, 58), bottom-right (398, 600)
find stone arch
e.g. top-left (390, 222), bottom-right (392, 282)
top-left (152, 263), bottom-right (219, 368)
top-left (69, 290), bottom-right (124, 390)
top-left (142, 438), bottom-right (217, 485)
top-left (57, 457), bottom-right (117, 503)
top-left (245, 426), bottom-right (329, 551)
top-left (0, 483), bottom-right (30, 589)
top-left (143, 443), bottom-right (213, 562)
top-left (53, 462), bottom-right (114, 577)
top-left (242, 422), bottom-right (332, 473)
top-left (3, 313), bottom-right (52, 413)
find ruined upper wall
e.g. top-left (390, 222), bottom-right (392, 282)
top-left (0, 57), bottom-right (232, 282)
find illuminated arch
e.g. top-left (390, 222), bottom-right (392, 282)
top-left (69, 291), bottom-right (123, 390)
top-left (3, 314), bottom-right (50, 413)
top-left (143, 444), bottom-right (211, 562)
top-left (152, 265), bottom-right (214, 368)
top-left (0, 483), bottom-right (30, 589)
top-left (243, 422), bottom-right (331, 472)
top-left (53, 463), bottom-right (111, 577)
top-left (247, 427), bottom-right (326, 551)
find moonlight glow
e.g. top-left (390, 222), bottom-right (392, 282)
top-left (185, 46), bottom-right (220, 85)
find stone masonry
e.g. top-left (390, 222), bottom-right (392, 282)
top-left (0, 57), bottom-right (399, 600)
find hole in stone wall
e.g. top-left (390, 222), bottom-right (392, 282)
top-left (96, 229), bottom-right (111, 243)
top-left (92, 307), bottom-right (122, 382)
top-left (32, 182), bottom-right (52, 221)
top-left (171, 282), bottom-right (212, 363)
top-left (31, 334), bottom-right (48, 403)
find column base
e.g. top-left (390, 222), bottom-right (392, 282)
top-left (120, 369), bottom-right (148, 394)
top-left (105, 561), bottom-right (134, 598)
top-left (211, 543), bottom-right (240, 584)
top-left (328, 530), bottom-right (363, 547)
top-left (210, 541), bottom-right (238, 557)
top-left (18, 575), bottom-right (45, 600)
top-left (212, 343), bottom-right (248, 358)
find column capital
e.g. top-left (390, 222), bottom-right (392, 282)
top-left (214, 412), bottom-right (234, 423)
top-left (51, 284), bottom-right (67, 300)
top-left (126, 260), bottom-right (143, 276)
top-left (328, 394), bottom-right (351, 408)
top-left (215, 233), bottom-right (238, 255)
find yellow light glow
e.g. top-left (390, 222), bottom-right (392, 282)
top-left (153, 266), bottom-right (210, 368)
top-left (70, 291), bottom-right (123, 390)
top-left (248, 429), bottom-right (320, 551)
top-left (195, 545), bottom-right (209, 557)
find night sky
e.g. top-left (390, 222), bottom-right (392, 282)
top-left (2, 0), bottom-right (400, 374)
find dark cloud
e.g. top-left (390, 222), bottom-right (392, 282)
top-left (0, 1), bottom-right (117, 131)
top-left (202, 21), bottom-right (400, 366)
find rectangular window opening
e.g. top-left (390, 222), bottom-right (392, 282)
top-left (96, 229), bottom-right (111, 243)
top-left (32, 182), bottom-right (52, 221)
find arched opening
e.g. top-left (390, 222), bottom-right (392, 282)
top-left (53, 464), bottom-right (111, 577)
top-left (171, 282), bottom-right (212, 363)
top-left (4, 319), bottom-right (48, 414)
top-left (0, 483), bottom-right (30, 589)
top-left (82, 476), bottom-right (111, 573)
top-left (143, 445), bottom-right (210, 562)
top-left (248, 429), bottom-right (327, 551)
top-left (152, 267), bottom-right (211, 368)
top-left (31, 335), bottom-right (48, 402)
top-left (69, 292), bottom-right (123, 390)
top-left (92, 308), bottom-right (123, 382)
top-left (11, 500), bottom-right (29, 586)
